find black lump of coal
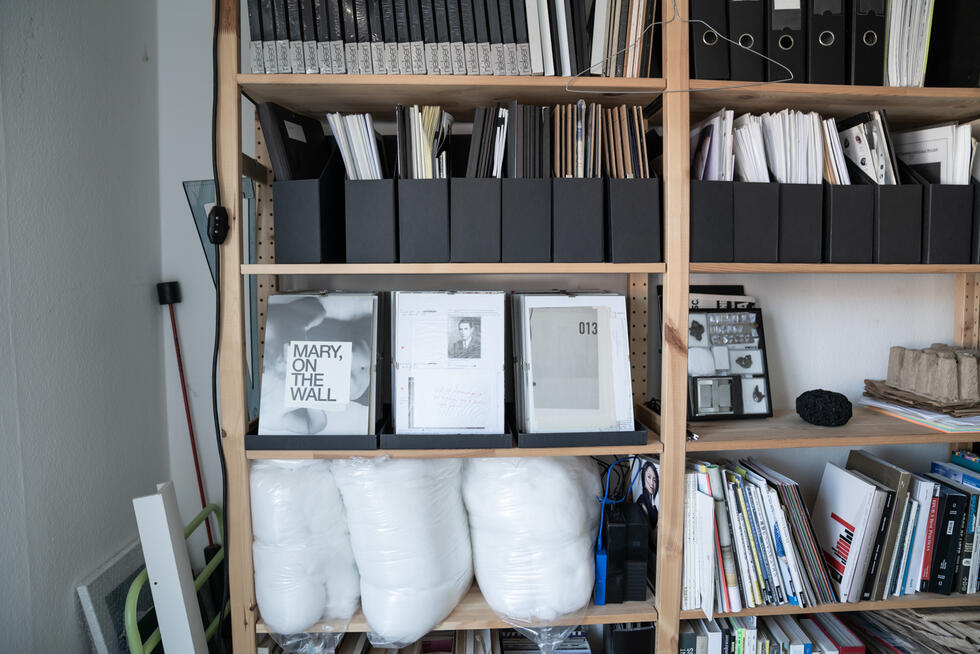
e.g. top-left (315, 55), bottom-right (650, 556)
top-left (796, 389), bottom-right (852, 427)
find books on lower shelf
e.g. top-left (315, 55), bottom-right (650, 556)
top-left (684, 450), bottom-right (980, 618)
top-left (683, 608), bottom-right (980, 654)
top-left (330, 628), bottom-right (591, 653)
top-left (246, 0), bottom-right (660, 76)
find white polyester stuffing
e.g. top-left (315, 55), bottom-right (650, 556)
top-left (250, 460), bottom-right (360, 634)
top-left (333, 458), bottom-right (473, 647)
top-left (462, 457), bottom-right (601, 624)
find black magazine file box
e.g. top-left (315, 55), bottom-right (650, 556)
top-left (605, 177), bottom-right (662, 262)
top-left (875, 185), bottom-right (922, 264)
top-left (921, 184), bottom-right (973, 264)
top-left (501, 178), bottom-right (552, 262)
top-left (272, 158), bottom-right (345, 264)
top-left (398, 178), bottom-right (450, 262)
top-left (553, 178), bottom-right (604, 262)
top-left (823, 184), bottom-right (874, 263)
top-left (733, 182), bottom-right (779, 263)
top-left (450, 177), bottom-right (502, 262)
top-left (345, 179), bottom-right (397, 263)
top-left (973, 182), bottom-right (980, 264)
top-left (690, 180), bottom-right (733, 262)
top-left (778, 183), bottom-right (823, 263)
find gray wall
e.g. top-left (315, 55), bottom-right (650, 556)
top-left (0, 0), bottom-right (167, 651)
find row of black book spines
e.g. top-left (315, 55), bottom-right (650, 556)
top-left (247, 0), bottom-right (660, 77)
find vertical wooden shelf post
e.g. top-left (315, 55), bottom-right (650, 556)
top-left (216, 0), bottom-right (258, 651)
top-left (656, 0), bottom-right (692, 651)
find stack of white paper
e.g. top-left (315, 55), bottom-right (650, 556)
top-left (258, 293), bottom-right (378, 436)
top-left (512, 293), bottom-right (634, 433)
top-left (822, 118), bottom-right (851, 185)
top-left (691, 108), bottom-right (735, 182)
top-left (732, 114), bottom-right (770, 183)
top-left (893, 123), bottom-right (974, 184)
top-left (326, 112), bottom-right (384, 180)
top-left (760, 110), bottom-right (824, 184)
top-left (884, 0), bottom-right (937, 88)
top-left (392, 291), bottom-right (505, 434)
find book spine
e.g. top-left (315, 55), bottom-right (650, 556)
top-left (511, 0), bottom-right (531, 74)
top-left (920, 494), bottom-right (942, 591)
top-left (260, 0), bottom-right (279, 73)
top-left (420, 0), bottom-right (441, 73)
top-left (485, 0), bottom-right (506, 74)
top-left (247, 0), bottom-right (267, 72)
top-left (445, 0), bottom-right (467, 73)
top-left (736, 479), bottom-right (773, 604)
top-left (381, 0), bottom-right (401, 72)
top-left (273, 0), bottom-right (292, 72)
top-left (933, 461), bottom-right (980, 490)
top-left (460, 0), bottom-right (480, 73)
top-left (472, 0), bottom-right (493, 74)
top-left (931, 495), bottom-right (965, 595)
top-left (405, 0), bottom-right (426, 72)
top-left (367, 0), bottom-right (388, 73)
top-left (314, 0), bottom-right (334, 73)
top-left (354, 0), bottom-right (375, 72)
top-left (498, 0), bottom-right (520, 75)
top-left (955, 495), bottom-right (977, 594)
top-left (860, 491), bottom-right (894, 601)
top-left (325, 0), bottom-right (346, 72)
top-left (342, 0), bottom-right (361, 72)
top-left (286, 0), bottom-right (307, 72)
top-left (434, 0), bottom-right (454, 74)
top-left (300, 0), bottom-right (320, 71)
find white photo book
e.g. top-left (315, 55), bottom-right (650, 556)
top-left (258, 293), bottom-right (378, 436)
top-left (392, 291), bottom-right (505, 434)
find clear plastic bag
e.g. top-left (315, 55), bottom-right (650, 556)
top-left (462, 457), bottom-right (601, 652)
top-left (270, 631), bottom-right (344, 654)
top-left (333, 457), bottom-right (473, 648)
top-left (250, 460), bottom-right (360, 637)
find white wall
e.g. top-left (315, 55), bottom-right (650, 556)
top-left (0, 0), bottom-right (167, 651)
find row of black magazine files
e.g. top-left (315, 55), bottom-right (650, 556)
top-left (690, 0), bottom-right (978, 88)
top-left (691, 180), bottom-right (980, 265)
top-left (273, 175), bottom-right (662, 264)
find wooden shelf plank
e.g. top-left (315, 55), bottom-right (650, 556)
top-left (688, 80), bottom-right (980, 126)
top-left (687, 408), bottom-right (979, 452)
top-left (256, 585), bottom-right (658, 633)
top-left (242, 262), bottom-right (666, 275)
top-left (245, 431), bottom-right (663, 460)
top-left (239, 74), bottom-right (666, 115)
top-left (691, 263), bottom-right (980, 274)
top-left (680, 592), bottom-right (980, 620)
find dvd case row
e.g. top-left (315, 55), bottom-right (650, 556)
top-left (245, 0), bottom-right (660, 77)
top-left (256, 291), bottom-right (636, 442)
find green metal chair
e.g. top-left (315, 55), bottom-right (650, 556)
top-left (125, 504), bottom-right (229, 654)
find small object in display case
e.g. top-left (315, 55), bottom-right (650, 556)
top-left (687, 307), bottom-right (772, 421)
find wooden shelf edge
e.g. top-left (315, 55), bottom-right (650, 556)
top-left (690, 263), bottom-right (980, 274)
top-left (688, 79), bottom-right (980, 99)
top-left (239, 73), bottom-right (667, 92)
top-left (680, 592), bottom-right (980, 620)
top-left (256, 586), bottom-right (658, 633)
top-left (241, 262), bottom-right (666, 275)
top-left (687, 408), bottom-right (980, 452)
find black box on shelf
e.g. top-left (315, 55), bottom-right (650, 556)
top-left (972, 183), bottom-right (980, 264)
top-left (398, 178), bottom-right (450, 262)
top-left (824, 184), bottom-right (874, 263)
top-left (345, 179), bottom-right (397, 263)
top-left (553, 178), bottom-right (604, 262)
top-left (273, 171), bottom-right (345, 264)
top-left (379, 431), bottom-right (513, 449)
top-left (516, 428), bottom-right (647, 448)
top-left (450, 177), bottom-right (502, 262)
top-left (502, 178), bottom-right (552, 262)
top-left (604, 623), bottom-right (655, 654)
top-left (733, 182), bottom-right (779, 263)
top-left (875, 184), bottom-right (922, 264)
top-left (245, 433), bottom-right (379, 450)
top-left (605, 178), bottom-right (662, 263)
top-left (922, 184), bottom-right (974, 264)
top-left (690, 180), bottom-right (734, 262)
top-left (778, 183), bottom-right (823, 263)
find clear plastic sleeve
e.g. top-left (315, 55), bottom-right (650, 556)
top-left (461, 457), bottom-right (602, 652)
top-left (271, 631), bottom-right (344, 654)
top-left (333, 457), bottom-right (473, 648)
top-left (250, 460), bottom-right (360, 637)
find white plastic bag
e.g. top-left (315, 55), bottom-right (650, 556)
top-left (250, 459), bottom-right (360, 641)
top-left (462, 457), bottom-right (601, 651)
top-left (333, 457), bottom-right (473, 648)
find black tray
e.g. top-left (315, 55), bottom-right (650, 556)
top-left (245, 433), bottom-right (379, 451)
top-left (516, 427), bottom-right (647, 448)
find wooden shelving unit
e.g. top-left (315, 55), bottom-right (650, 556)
top-left (256, 585), bottom-right (660, 634)
top-left (214, 1), bottom-right (980, 652)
